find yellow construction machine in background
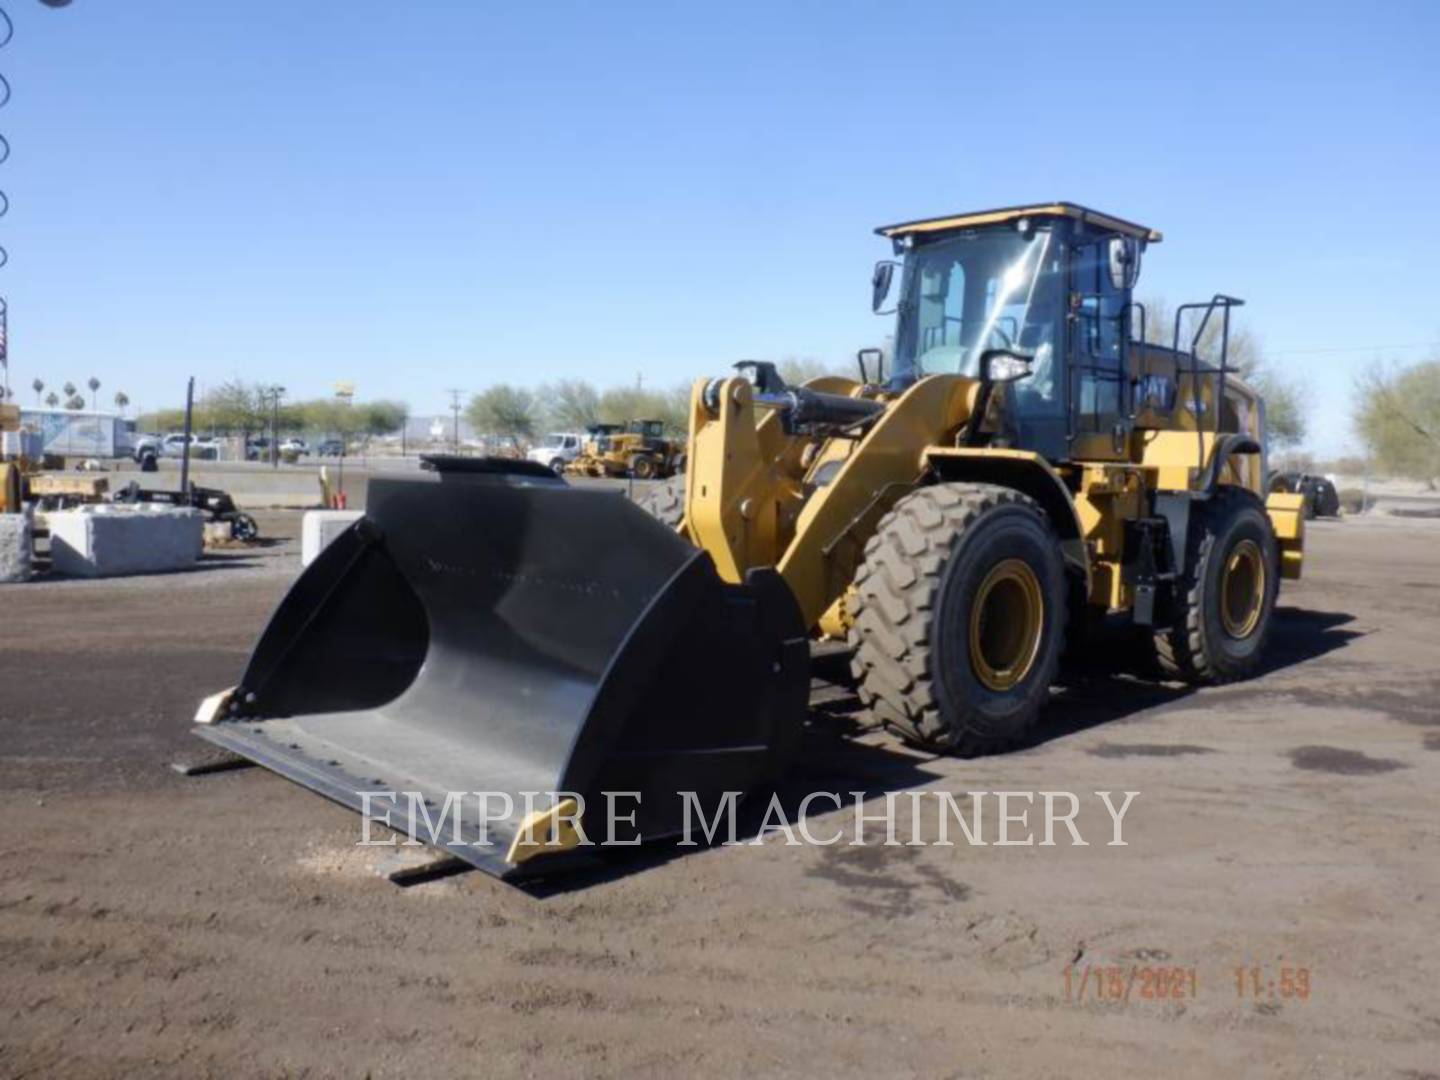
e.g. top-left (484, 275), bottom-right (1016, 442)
top-left (567, 418), bottom-right (684, 479)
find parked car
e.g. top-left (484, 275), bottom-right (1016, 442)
top-left (280, 437), bottom-right (310, 457)
top-left (245, 435), bottom-right (272, 461)
top-left (526, 432), bottom-right (585, 474)
top-left (315, 438), bottom-right (347, 457)
top-left (161, 433), bottom-right (220, 460)
top-left (132, 433), bottom-right (163, 463)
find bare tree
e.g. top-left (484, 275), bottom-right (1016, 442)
top-left (537, 379), bottom-right (601, 431)
top-left (778, 356), bottom-right (849, 385)
top-left (1354, 359), bottom-right (1440, 483)
top-left (466, 385), bottom-right (539, 442)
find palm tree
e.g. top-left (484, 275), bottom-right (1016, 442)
top-left (62, 381), bottom-right (76, 401)
top-left (113, 391), bottom-right (130, 415)
top-left (65, 395), bottom-right (85, 411)
top-left (44, 391), bottom-right (59, 408)
top-left (87, 377), bottom-right (101, 412)
top-left (31, 377), bottom-right (43, 403)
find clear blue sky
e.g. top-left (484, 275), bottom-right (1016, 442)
top-left (4, 0), bottom-right (1437, 455)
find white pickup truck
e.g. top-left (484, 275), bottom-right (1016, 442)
top-left (154, 434), bottom-right (221, 460)
top-left (526, 432), bottom-right (585, 474)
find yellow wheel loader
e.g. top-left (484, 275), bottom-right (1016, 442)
top-left (194, 202), bottom-right (1304, 879)
top-left (567, 418), bottom-right (683, 479)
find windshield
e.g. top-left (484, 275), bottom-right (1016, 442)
top-left (541, 434), bottom-right (567, 448)
top-left (891, 227), bottom-right (1062, 394)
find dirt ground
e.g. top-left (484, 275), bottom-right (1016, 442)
top-left (2, 510), bottom-right (1437, 1078)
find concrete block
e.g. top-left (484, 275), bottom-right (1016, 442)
top-left (302, 510), bottom-right (365, 567)
top-left (48, 504), bottom-right (204, 578)
top-left (0, 512), bottom-right (32, 583)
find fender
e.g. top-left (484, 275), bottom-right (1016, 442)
top-left (1195, 433), bottom-right (1261, 497)
top-left (924, 447), bottom-right (1090, 592)
top-left (1153, 434), bottom-right (1264, 575)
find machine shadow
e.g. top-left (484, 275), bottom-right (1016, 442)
top-left (514, 605), bottom-right (1361, 897)
top-left (1026, 605), bottom-right (1364, 748)
top-left (518, 728), bottom-right (943, 898)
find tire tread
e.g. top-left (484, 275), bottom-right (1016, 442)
top-left (849, 482), bottom-right (1066, 755)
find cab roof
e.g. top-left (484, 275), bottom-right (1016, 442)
top-left (875, 202), bottom-right (1162, 243)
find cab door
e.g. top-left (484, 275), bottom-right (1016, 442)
top-left (1068, 236), bottom-right (1132, 460)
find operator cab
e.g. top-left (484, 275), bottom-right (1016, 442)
top-left (873, 202), bottom-right (1160, 462)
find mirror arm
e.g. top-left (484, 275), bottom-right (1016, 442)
top-left (966, 348), bottom-right (1032, 448)
top-left (965, 382), bottom-right (996, 447)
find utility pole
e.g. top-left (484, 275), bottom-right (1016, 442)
top-left (179, 377), bottom-right (195, 498)
top-left (264, 385), bottom-right (285, 469)
top-left (446, 388), bottom-right (463, 451)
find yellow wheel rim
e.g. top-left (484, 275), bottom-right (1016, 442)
top-left (1220, 538), bottom-right (1266, 639)
top-left (969, 558), bottom-right (1044, 692)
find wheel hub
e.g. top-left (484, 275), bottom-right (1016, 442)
top-left (1221, 538), bottom-right (1265, 639)
top-left (969, 558), bottom-right (1044, 692)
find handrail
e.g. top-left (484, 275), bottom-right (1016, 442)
top-left (1171, 295), bottom-right (1245, 476)
top-left (1124, 301), bottom-right (1147, 422)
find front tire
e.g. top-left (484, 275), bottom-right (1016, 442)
top-left (849, 483), bottom-right (1068, 755)
top-left (630, 455), bottom-right (657, 480)
top-left (1154, 487), bottom-right (1278, 683)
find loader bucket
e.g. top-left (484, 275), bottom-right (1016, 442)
top-left (194, 458), bottom-right (809, 880)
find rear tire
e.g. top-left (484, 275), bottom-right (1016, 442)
top-left (637, 477), bottom-right (686, 532)
top-left (1154, 487), bottom-right (1278, 683)
top-left (549, 457), bottom-right (566, 475)
top-left (631, 455), bottom-right (657, 480)
top-left (849, 483), bottom-right (1068, 755)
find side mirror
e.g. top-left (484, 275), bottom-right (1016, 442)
top-left (871, 260), bottom-right (898, 314)
top-left (1107, 236), bottom-right (1142, 290)
top-left (856, 347), bottom-right (884, 385)
top-left (979, 348), bottom-right (1035, 384)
